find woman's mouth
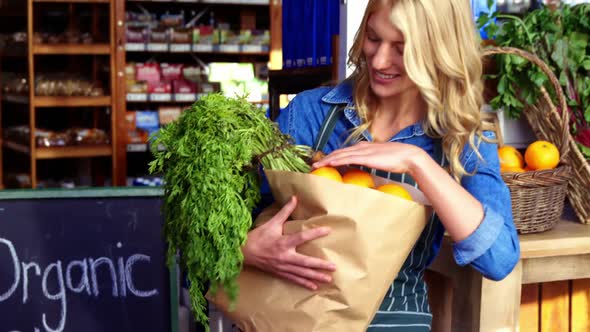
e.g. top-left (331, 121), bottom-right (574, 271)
top-left (373, 71), bottom-right (400, 84)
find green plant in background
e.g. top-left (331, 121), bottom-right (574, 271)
top-left (149, 94), bottom-right (311, 330)
top-left (478, 3), bottom-right (590, 158)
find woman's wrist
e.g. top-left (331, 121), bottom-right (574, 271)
top-left (241, 237), bottom-right (259, 268)
top-left (407, 147), bottom-right (430, 179)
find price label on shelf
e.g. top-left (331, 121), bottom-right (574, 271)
top-left (127, 143), bottom-right (148, 153)
top-left (126, 43), bottom-right (146, 52)
top-left (170, 44), bottom-right (191, 53)
top-left (192, 44), bottom-right (214, 53)
top-left (150, 93), bottom-right (172, 102)
top-left (219, 44), bottom-right (240, 53)
top-left (147, 43), bottom-right (169, 52)
top-left (174, 93), bottom-right (197, 102)
top-left (126, 93), bottom-right (148, 102)
top-left (241, 44), bottom-right (264, 53)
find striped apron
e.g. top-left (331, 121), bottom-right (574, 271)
top-left (312, 105), bottom-right (445, 331)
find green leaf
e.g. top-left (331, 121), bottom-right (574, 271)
top-left (487, 0), bottom-right (494, 10)
top-left (510, 54), bottom-right (527, 66)
top-left (498, 75), bottom-right (508, 94)
top-left (551, 39), bottom-right (568, 69)
top-left (577, 142), bottom-right (590, 159)
top-left (583, 59), bottom-right (590, 71)
top-left (559, 70), bottom-right (570, 87)
top-left (570, 32), bottom-right (589, 49)
top-left (477, 15), bottom-right (490, 30)
top-left (531, 71), bottom-right (547, 87)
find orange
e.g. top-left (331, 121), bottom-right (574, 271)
top-left (497, 145), bottom-right (524, 169)
top-left (310, 166), bottom-right (343, 182)
top-left (342, 169), bottom-right (375, 188)
top-left (376, 183), bottom-right (413, 201)
top-left (524, 140), bottom-right (560, 170)
top-left (501, 166), bottom-right (525, 173)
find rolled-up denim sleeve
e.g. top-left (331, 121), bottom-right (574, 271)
top-left (452, 131), bottom-right (520, 281)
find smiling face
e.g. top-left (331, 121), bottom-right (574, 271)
top-left (362, 5), bottom-right (418, 103)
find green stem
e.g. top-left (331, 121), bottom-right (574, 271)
top-left (497, 14), bottom-right (536, 52)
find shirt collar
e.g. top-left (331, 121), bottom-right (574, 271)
top-left (321, 79), bottom-right (354, 105)
top-left (321, 79), bottom-right (426, 139)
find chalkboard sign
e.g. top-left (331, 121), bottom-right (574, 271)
top-left (0, 188), bottom-right (177, 332)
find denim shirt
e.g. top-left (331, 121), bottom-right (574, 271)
top-left (273, 80), bottom-right (520, 281)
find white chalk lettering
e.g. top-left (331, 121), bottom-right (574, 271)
top-left (66, 259), bottom-right (91, 295)
top-left (0, 238), bottom-right (20, 301)
top-left (41, 261), bottom-right (66, 332)
top-left (0, 237), bottom-right (159, 332)
top-left (118, 257), bottom-right (127, 297)
top-left (89, 257), bottom-right (118, 297)
top-left (126, 254), bottom-right (158, 297)
top-left (22, 261), bottom-right (41, 303)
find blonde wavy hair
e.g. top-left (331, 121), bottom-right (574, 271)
top-left (348, 0), bottom-right (486, 180)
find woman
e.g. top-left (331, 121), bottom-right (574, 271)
top-left (243, 0), bottom-right (520, 330)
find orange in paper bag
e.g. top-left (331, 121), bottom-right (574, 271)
top-left (208, 169), bottom-right (431, 331)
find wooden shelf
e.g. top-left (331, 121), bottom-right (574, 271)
top-left (36, 145), bottom-right (112, 159)
top-left (33, 0), bottom-right (110, 3)
top-left (34, 96), bottom-right (112, 107)
top-left (2, 95), bottom-right (30, 104)
top-left (3, 141), bottom-right (31, 155)
top-left (33, 43), bottom-right (111, 55)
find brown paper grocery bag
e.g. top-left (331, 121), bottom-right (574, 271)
top-left (208, 170), bottom-right (431, 332)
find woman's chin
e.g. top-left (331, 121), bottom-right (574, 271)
top-left (370, 85), bottom-right (403, 99)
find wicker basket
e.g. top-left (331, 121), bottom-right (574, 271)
top-left (483, 47), bottom-right (572, 234)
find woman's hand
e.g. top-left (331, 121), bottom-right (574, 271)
top-left (242, 196), bottom-right (336, 290)
top-left (312, 141), bottom-right (426, 175)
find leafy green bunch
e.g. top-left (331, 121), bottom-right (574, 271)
top-left (478, 3), bottom-right (590, 158)
top-left (149, 94), bottom-right (311, 328)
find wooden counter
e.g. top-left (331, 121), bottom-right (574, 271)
top-left (427, 211), bottom-right (590, 332)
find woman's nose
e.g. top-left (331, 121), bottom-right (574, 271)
top-left (372, 44), bottom-right (393, 70)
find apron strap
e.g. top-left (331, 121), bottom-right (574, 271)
top-left (311, 104), bottom-right (446, 187)
top-left (312, 104), bottom-right (345, 152)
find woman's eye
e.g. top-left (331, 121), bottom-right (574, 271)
top-left (367, 35), bottom-right (380, 42)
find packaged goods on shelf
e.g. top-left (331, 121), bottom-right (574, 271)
top-left (1, 73), bottom-right (29, 95)
top-left (126, 62), bottom-right (220, 102)
top-left (131, 176), bottom-right (163, 187)
top-left (0, 32), bottom-right (27, 53)
top-left (125, 112), bottom-right (149, 144)
top-left (33, 31), bottom-right (94, 45)
top-left (35, 128), bottom-right (109, 147)
top-left (3, 126), bottom-right (31, 145)
top-left (3, 126), bottom-right (110, 148)
top-left (35, 129), bottom-right (71, 147)
top-left (124, 111), bottom-right (160, 145)
top-left (124, 9), bottom-right (268, 53)
top-left (4, 174), bottom-right (32, 189)
top-left (158, 106), bottom-right (182, 126)
top-left (34, 74), bottom-right (104, 97)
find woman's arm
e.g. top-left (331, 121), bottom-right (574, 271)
top-left (313, 133), bottom-right (520, 280)
top-left (242, 196), bottom-right (336, 290)
top-left (408, 149), bottom-right (484, 242)
top-left (243, 90), bottom-right (338, 290)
